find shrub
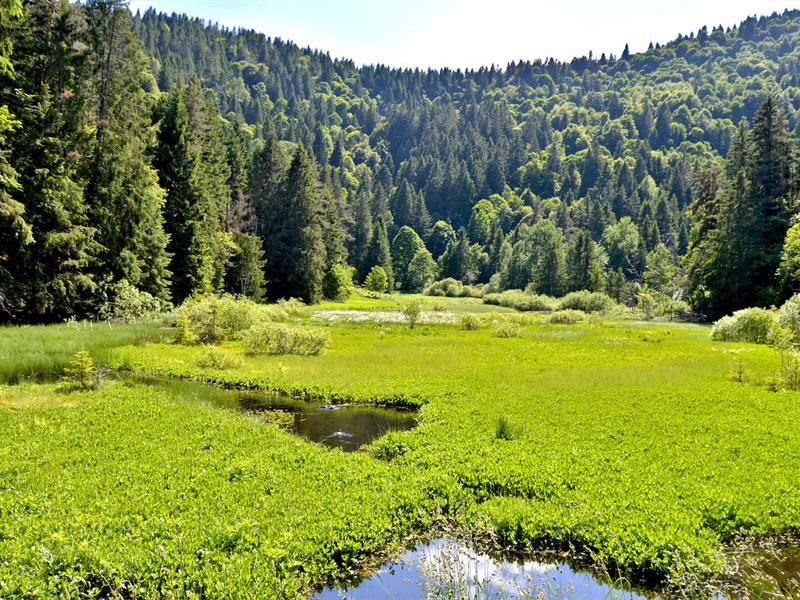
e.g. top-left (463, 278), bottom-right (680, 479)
top-left (493, 323), bottom-right (521, 338)
top-left (98, 280), bottom-right (166, 322)
top-left (558, 291), bottom-right (615, 313)
top-left (62, 350), bottom-right (96, 391)
top-left (495, 416), bottom-right (515, 441)
top-left (403, 299), bottom-right (423, 329)
top-left (711, 308), bottom-right (776, 344)
top-left (323, 264), bottom-right (355, 302)
top-left (195, 347), bottom-right (243, 370)
top-left (548, 310), bottom-right (587, 325)
top-left (177, 295), bottom-right (288, 343)
top-left (484, 290), bottom-right (556, 312)
top-left (243, 323), bottom-right (329, 356)
top-left (276, 298), bottom-right (307, 317)
top-left (174, 312), bottom-right (197, 345)
top-left (461, 313), bottom-right (480, 331)
top-left (365, 266), bottom-right (389, 293)
top-left (778, 293), bottom-right (800, 343)
top-left (425, 278), bottom-right (464, 297)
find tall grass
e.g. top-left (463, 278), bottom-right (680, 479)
top-left (0, 321), bottom-right (169, 383)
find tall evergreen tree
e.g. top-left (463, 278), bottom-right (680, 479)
top-left (5, 0), bottom-right (100, 320)
top-left (153, 91), bottom-right (203, 303)
top-left (364, 215), bottom-right (393, 290)
top-left (270, 145), bottom-right (326, 302)
top-left (83, 0), bottom-right (170, 302)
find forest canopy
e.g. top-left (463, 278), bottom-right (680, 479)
top-left (3, 1), bottom-right (800, 321)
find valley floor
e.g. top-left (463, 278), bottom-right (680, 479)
top-left (1, 295), bottom-right (799, 598)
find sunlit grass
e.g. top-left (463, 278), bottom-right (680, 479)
top-left (0, 321), bottom-right (170, 383)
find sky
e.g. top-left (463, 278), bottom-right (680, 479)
top-left (128, 0), bottom-right (800, 69)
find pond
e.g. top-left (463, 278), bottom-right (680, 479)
top-left (130, 376), bottom-right (417, 452)
top-left (317, 538), bottom-right (653, 600)
top-left (239, 391), bottom-right (417, 451)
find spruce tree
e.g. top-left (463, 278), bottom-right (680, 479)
top-left (276, 145), bottom-right (326, 302)
top-left (250, 123), bottom-right (288, 294)
top-left (153, 91), bottom-right (203, 303)
top-left (364, 215), bottom-right (393, 290)
top-left (84, 0), bottom-right (170, 303)
top-left (6, 0), bottom-right (101, 320)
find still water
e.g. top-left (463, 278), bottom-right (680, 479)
top-left (239, 391), bottom-right (417, 451)
top-left (317, 538), bottom-right (651, 600)
top-left (131, 375), bottom-right (417, 451)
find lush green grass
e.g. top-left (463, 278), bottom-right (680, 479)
top-left (0, 381), bottom-right (460, 598)
top-left (0, 321), bottom-right (171, 384)
top-left (3, 301), bottom-right (800, 596)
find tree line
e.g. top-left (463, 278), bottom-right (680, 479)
top-left (4, 1), bottom-right (800, 322)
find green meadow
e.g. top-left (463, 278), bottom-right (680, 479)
top-left (1, 295), bottom-right (799, 598)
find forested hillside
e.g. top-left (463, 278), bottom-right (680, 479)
top-left (4, 0), bottom-right (800, 322)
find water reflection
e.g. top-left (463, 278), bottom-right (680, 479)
top-left (240, 393), bottom-right (417, 451)
top-left (317, 538), bottom-right (651, 600)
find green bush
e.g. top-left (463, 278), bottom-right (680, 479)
top-left (495, 416), bottom-right (518, 441)
top-left (177, 295), bottom-right (288, 343)
top-left (493, 323), bottom-right (521, 338)
top-left (276, 298), bottom-right (307, 317)
top-left (403, 299), bottom-right (423, 329)
top-left (484, 290), bottom-right (556, 312)
top-left (323, 264), bottom-right (355, 302)
top-left (778, 293), bottom-right (800, 343)
top-left (711, 308), bottom-right (776, 344)
top-left (424, 278), bottom-right (483, 298)
top-left (365, 266), bottom-right (389, 293)
top-left (558, 291), bottom-right (615, 313)
top-left (62, 350), bottom-right (96, 391)
top-left (461, 313), bottom-right (481, 331)
top-left (243, 323), bottom-right (329, 356)
top-left (548, 310), bottom-right (587, 325)
top-left (98, 279), bottom-right (167, 322)
top-left (195, 347), bottom-right (243, 370)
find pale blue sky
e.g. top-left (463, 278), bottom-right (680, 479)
top-left (129, 0), bottom-right (800, 69)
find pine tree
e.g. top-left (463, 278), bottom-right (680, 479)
top-left (364, 215), bottom-right (393, 290)
top-left (6, 0), bottom-right (101, 320)
top-left (250, 123), bottom-right (288, 294)
top-left (352, 183), bottom-right (373, 280)
top-left (0, 0), bottom-right (31, 319)
top-left (272, 145), bottom-right (326, 302)
top-left (153, 91), bottom-right (203, 303)
top-left (83, 0), bottom-right (170, 303)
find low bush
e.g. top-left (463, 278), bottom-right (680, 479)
top-left (778, 293), bottom-right (800, 343)
top-left (558, 291), bottom-right (615, 313)
top-left (323, 264), bottom-right (356, 302)
top-left (495, 416), bottom-right (520, 441)
top-left (493, 323), bottom-right (521, 338)
top-left (98, 280), bottom-right (167, 322)
top-left (195, 347), bottom-right (243, 370)
top-left (177, 295), bottom-right (288, 344)
top-left (548, 310), bottom-right (587, 325)
top-left (276, 298), bottom-right (307, 317)
top-left (711, 308), bottom-right (776, 344)
top-left (461, 313), bottom-right (481, 331)
top-left (242, 323), bottom-right (329, 356)
top-left (425, 278), bottom-right (483, 298)
top-left (365, 266), bottom-right (389, 293)
top-left (484, 290), bottom-right (556, 312)
top-left (62, 350), bottom-right (97, 391)
top-left (403, 299), bottom-right (423, 329)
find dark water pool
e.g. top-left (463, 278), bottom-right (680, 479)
top-left (239, 392), bottom-right (417, 451)
top-left (317, 538), bottom-right (652, 600)
top-left (130, 376), bottom-right (416, 452)
top-left (731, 545), bottom-right (800, 598)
